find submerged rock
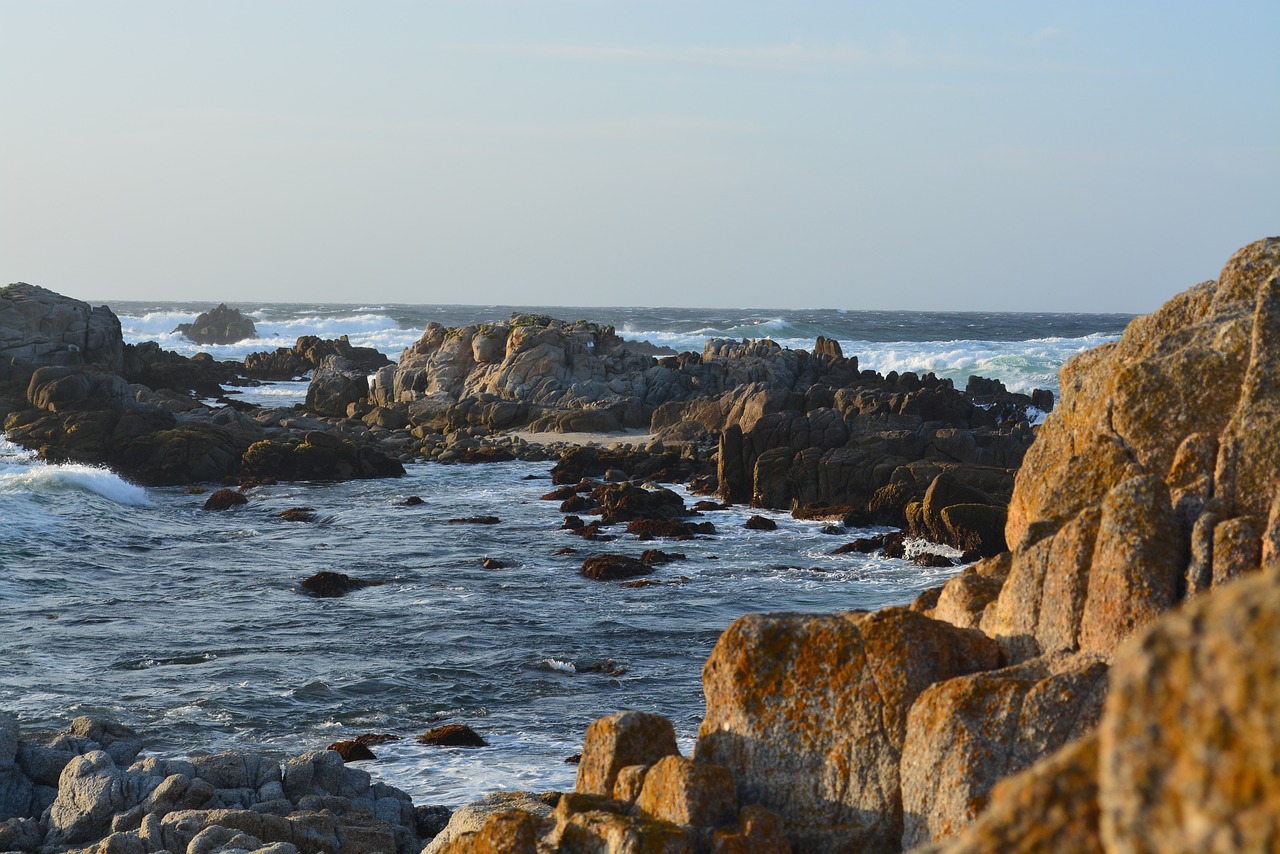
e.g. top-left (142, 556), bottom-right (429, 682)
top-left (202, 488), bottom-right (247, 511)
top-left (299, 571), bottom-right (373, 598)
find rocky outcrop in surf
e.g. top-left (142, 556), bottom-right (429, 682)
top-left (425, 238), bottom-right (1280, 853)
top-left (172, 303), bottom-right (258, 345)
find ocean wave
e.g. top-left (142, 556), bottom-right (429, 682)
top-left (0, 454), bottom-right (151, 507)
top-left (116, 311), bottom-right (423, 362)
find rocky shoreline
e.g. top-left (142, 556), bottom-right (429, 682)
top-left (3, 238), bottom-right (1277, 852)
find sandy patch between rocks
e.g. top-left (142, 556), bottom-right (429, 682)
top-left (505, 428), bottom-right (654, 447)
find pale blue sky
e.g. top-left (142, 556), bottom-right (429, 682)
top-left (2, 1), bottom-right (1276, 311)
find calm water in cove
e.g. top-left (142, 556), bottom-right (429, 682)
top-left (0, 303), bottom-right (1131, 806)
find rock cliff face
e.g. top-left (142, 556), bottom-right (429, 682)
top-left (984, 236), bottom-right (1280, 662)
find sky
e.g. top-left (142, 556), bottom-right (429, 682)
top-left (1, 2), bottom-right (1276, 312)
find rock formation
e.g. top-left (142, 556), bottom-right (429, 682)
top-left (0, 283), bottom-right (123, 374)
top-left (0, 287), bottom-right (406, 486)
top-left (424, 238), bottom-right (1280, 854)
top-left (172, 303), bottom-right (258, 345)
top-left (359, 312), bottom-right (1045, 533)
top-left (243, 335), bottom-right (391, 380)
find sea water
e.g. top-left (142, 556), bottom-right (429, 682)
top-left (0, 304), bottom-right (1130, 807)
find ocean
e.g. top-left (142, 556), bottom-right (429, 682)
top-left (0, 303), bottom-right (1130, 809)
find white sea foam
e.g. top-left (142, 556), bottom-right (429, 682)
top-left (540, 658), bottom-right (577, 673)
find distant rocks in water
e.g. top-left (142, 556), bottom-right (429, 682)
top-left (403, 495), bottom-right (425, 506)
top-left (172, 303), bottom-right (258, 345)
top-left (481, 557), bottom-right (509, 569)
top-left (326, 739), bottom-right (376, 761)
top-left (625, 518), bottom-right (715, 539)
top-left (299, 570), bottom-right (374, 598)
top-left (581, 554), bottom-right (654, 581)
top-left (447, 515), bottom-right (501, 525)
top-left (417, 724), bottom-right (487, 748)
top-left (744, 515), bottom-right (778, 531)
top-left (202, 488), bottom-right (247, 511)
top-left (640, 549), bottom-right (686, 565)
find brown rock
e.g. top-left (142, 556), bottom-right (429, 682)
top-left (709, 805), bottom-right (793, 854)
top-left (634, 755), bottom-right (738, 829)
top-left (418, 724), bottom-right (487, 748)
top-left (1098, 566), bottom-right (1280, 853)
top-left (931, 554), bottom-right (1011, 630)
top-left (580, 554), bottom-right (653, 581)
top-left (998, 239), bottom-right (1280, 660)
top-left (299, 571), bottom-right (373, 598)
top-left (743, 515), bottom-right (777, 531)
top-left (1078, 475), bottom-right (1183, 656)
top-left (202, 488), bottom-right (247, 511)
top-left (899, 652), bottom-right (1109, 847)
top-left (575, 711), bottom-right (679, 798)
top-left (983, 507), bottom-right (1100, 662)
top-left (697, 608), bottom-right (1003, 853)
top-left (914, 734), bottom-right (1103, 854)
top-left (431, 809), bottom-right (541, 854)
top-left (327, 740), bottom-right (376, 761)
top-left (276, 506), bottom-right (316, 522)
top-left (550, 797), bottom-right (695, 853)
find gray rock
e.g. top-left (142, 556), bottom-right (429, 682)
top-left (0, 282), bottom-right (124, 374)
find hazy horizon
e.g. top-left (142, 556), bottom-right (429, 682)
top-left (3, 2), bottom-right (1276, 314)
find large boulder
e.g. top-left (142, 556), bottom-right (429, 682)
top-left (899, 652), bottom-right (1108, 847)
top-left (305, 357), bottom-right (372, 417)
top-left (696, 608), bottom-right (1002, 853)
top-left (1097, 564), bottom-right (1280, 852)
top-left (0, 282), bottom-right (124, 375)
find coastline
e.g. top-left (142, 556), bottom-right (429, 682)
top-left (3, 239), bottom-right (1277, 853)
